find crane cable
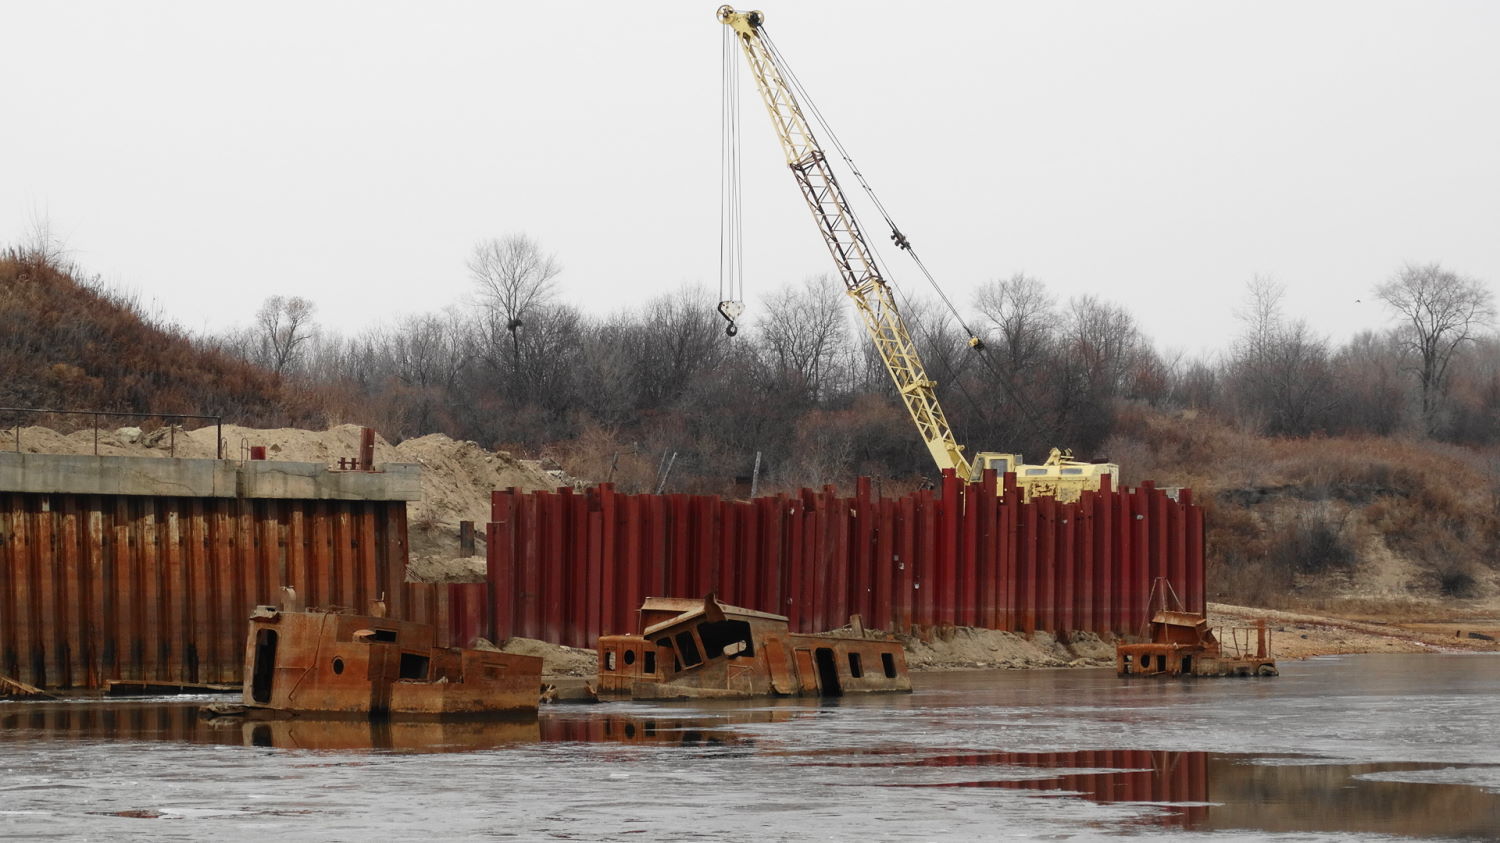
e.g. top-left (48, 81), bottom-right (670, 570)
top-left (758, 26), bottom-right (1059, 444)
top-left (717, 26), bottom-right (746, 337)
top-left (759, 27), bottom-right (982, 346)
top-left (759, 26), bottom-right (1053, 442)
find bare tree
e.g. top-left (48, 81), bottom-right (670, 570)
top-left (629, 285), bottom-right (729, 407)
top-left (968, 275), bottom-right (1061, 453)
top-left (389, 309), bottom-right (472, 392)
top-left (1063, 294), bottom-right (1145, 399)
top-left (1233, 276), bottom-right (1284, 363)
top-left (255, 295), bottom-right (317, 376)
top-left (759, 274), bottom-right (851, 401)
top-left (1330, 330), bottom-right (1405, 435)
top-left (1226, 278), bottom-right (1334, 435)
top-left (1375, 262), bottom-right (1496, 434)
top-left (468, 234), bottom-right (562, 392)
top-left (974, 274), bottom-right (1055, 375)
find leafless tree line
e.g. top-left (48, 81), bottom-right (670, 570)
top-left (205, 235), bottom-right (1498, 492)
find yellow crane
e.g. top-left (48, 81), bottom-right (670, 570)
top-left (718, 6), bottom-right (1116, 501)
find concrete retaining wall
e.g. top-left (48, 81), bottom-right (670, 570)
top-left (0, 452), bottom-right (421, 501)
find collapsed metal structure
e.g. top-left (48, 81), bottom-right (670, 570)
top-left (457, 471), bottom-right (1204, 650)
top-left (596, 595), bottom-right (910, 699)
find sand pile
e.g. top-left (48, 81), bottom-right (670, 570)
top-left (887, 626), bottom-right (1114, 671)
top-left (472, 636), bottom-right (597, 678)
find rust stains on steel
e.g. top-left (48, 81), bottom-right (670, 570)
top-left (1116, 581), bottom-right (1276, 677)
top-left (597, 594), bottom-right (911, 699)
top-left (483, 474), bottom-right (1206, 650)
top-left (242, 602), bottom-right (543, 717)
top-left (0, 492), bottom-right (453, 691)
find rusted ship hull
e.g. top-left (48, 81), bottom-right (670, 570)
top-left (597, 595), bottom-right (911, 700)
top-left (243, 606), bottom-right (542, 718)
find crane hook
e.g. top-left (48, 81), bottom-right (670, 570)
top-left (717, 300), bottom-right (745, 338)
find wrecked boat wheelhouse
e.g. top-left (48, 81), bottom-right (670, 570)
top-left (244, 604), bottom-right (542, 717)
top-left (597, 595), bottom-right (911, 700)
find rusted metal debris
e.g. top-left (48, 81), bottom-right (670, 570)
top-left (242, 603), bottom-right (543, 717)
top-left (1116, 581), bottom-right (1276, 677)
top-left (0, 672), bottom-right (53, 699)
top-left (105, 679), bottom-right (238, 697)
top-left (597, 594), bottom-right (911, 699)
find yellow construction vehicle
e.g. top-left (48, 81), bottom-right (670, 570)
top-left (718, 6), bottom-right (1116, 502)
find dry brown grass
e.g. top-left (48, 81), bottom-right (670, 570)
top-left (1113, 404), bottom-right (1500, 609)
top-left (0, 250), bottom-right (297, 425)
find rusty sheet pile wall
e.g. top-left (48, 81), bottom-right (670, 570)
top-left (0, 494), bottom-right (449, 690)
top-left (473, 471), bottom-right (1204, 650)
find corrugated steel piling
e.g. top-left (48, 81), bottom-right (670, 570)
top-left (478, 477), bottom-right (1204, 649)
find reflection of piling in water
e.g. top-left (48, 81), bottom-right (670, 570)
top-left (0, 702), bottom-right (542, 752)
top-left (542, 715), bottom-right (739, 746)
top-left (0, 703), bottom-right (228, 746)
top-left (862, 749), bottom-right (1212, 827)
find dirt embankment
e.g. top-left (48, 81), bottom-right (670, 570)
top-left (1209, 601), bottom-right (1500, 660)
top-left (895, 627), bottom-right (1115, 671)
top-left (2, 423), bottom-right (565, 582)
top-left (879, 598), bottom-right (1500, 673)
top-left (472, 636), bottom-right (597, 679)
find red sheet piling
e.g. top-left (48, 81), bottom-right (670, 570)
top-left (478, 478), bottom-right (1206, 649)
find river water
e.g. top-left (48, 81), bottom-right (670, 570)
top-left (2, 653), bottom-right (1497, 840)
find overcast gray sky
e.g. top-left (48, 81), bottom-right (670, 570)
top-left (4, 1), bottom-right (1497, 357)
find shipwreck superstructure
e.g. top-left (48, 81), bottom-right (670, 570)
top-left (244, 603), bottom-right (542, 717)
top-left (597, 595), bottom-right (911, 699)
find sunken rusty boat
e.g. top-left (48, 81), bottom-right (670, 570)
top-left (1116, 610), bottom-right (1277, 677)
top-left (1115, 579), bottom-right (1276, 678)
top-left (597, 595), bottom-right (911, 699)
top-left (243, 601), bottom-right (542, 718)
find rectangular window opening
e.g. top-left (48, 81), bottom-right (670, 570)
top-left (656, 637), bottom-right (680, 672)
top-left (675, 631), bottom-right (703, 668)
top-left (250, 629), bottom-right (278, 703)
top-left (881, 652), bottom-right (897, 678)
top-left (399, 652), bottom-right (431, 680)
top-left (697, 619), bottom-right (755, 659)
top-left (847, 652), bottom-right (863, 678)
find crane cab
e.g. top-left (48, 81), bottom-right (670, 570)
top-left (975, 449), bottom-right (1118, 503)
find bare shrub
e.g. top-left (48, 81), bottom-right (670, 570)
top-left (1429, 562), bottom-right (1479, 598)
top-left (1267, 507), bottom-right (1356, 578)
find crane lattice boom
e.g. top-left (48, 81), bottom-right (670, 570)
top-left (719, 6), bottom-right (972, 479)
